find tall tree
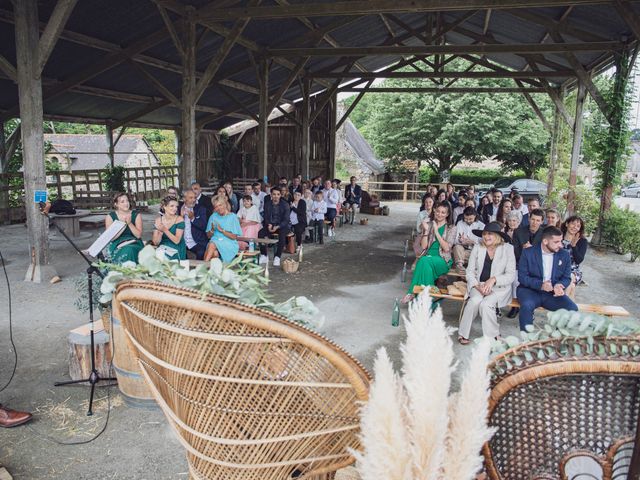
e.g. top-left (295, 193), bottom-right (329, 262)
top-left (343, 63), bottom-right (551, 176)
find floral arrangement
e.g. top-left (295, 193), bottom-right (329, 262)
top-left (96, 245), bottom-right (323, 329)
top-left (353, 292), bottom-right (495, 480)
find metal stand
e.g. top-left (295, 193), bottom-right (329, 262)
top-left (49, 217), bottom-right (116, 416)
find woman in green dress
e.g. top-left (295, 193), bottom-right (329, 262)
top-left (152, 196), bottom-right (186, 260)
top-left (105, 192), bottom-right (144, 264)
top-left (403, 201), bottom-right (457, 304)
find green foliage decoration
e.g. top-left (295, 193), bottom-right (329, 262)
top-left (490, 309), bottom-right (640, 365)
top-left (72, 274), bottom-right (105, 313)
top-left (97, 245), bottom-right (323, 329)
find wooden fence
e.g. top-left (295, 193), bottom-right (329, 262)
top-left (364, 180), bottom-right (468, 201)
top-left (0, 165), bottom-right (178, 223)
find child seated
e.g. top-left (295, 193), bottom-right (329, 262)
top-left (310, 191), bottom-right (327, 244)
top-left (237, 195), bottom-right (261, 250)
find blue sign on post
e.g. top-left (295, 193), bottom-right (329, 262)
top-left (34, 190), bottom-right (48, 203)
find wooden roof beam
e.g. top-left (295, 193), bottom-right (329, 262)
top-left (155, 3), bottom-right (185, 57)
top-left (308, 70), bottom-right (576, 78)
top-left (201, 0), bottom-right (616, 21)
top-left (514, 79), bottom-right (553, 132)
top-left (614, 0), bottom-right (640, 41)
top-left (506, 9), bottom-right (611, 43)
top-left (267, 42), bottom-right (621, 57)
top-left (339, 86), bottom-right (547, 93)
top-left (38, 0), bottom-right (78, 74)
top-left (111, 99), bottom-right (171, 129)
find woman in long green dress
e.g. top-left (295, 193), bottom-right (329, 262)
top-left (403, 202), bottom-right (457, 303)
top-left (152, 197), bottom-right (186, 260)
top-left (105, 192), bottom-right (144, 264)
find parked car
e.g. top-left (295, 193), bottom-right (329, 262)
top-left (621, 183), bottom-right (640, 198)
top-left (478, 178), bottom-right (547, 201)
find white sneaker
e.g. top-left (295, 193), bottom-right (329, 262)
top-left (273, 256), bottom-right (281, 267)
top-left (259, 255), bottom-right (268, 265)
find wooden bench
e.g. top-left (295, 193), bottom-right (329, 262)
top-left (412, 285), bottom-right (630, 318)
top-left (79, 213), bottom-right (108, 229)
top-left (237, 236), bottom-right (279, 259)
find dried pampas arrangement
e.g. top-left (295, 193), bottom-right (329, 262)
top-left (353, 292), bottom-right (495, 480)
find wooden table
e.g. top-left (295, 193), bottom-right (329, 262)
top-left (49, 209), bottom-right (93, 239)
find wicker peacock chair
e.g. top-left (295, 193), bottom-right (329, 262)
top-left (483, 336), bottom-right (640, 480)
top-left (113, 280), bottom-right (371, 480)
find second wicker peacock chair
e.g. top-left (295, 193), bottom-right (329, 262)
top-left (113, 280), bottom-right (371, 480)
top-left (483, 336), bottom-right (640, 480)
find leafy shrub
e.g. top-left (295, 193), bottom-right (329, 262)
top-left (545, 184), bottom-right (600, 235)
top-left (419, 167), bottom-right (524, 186)
top-left (601, 205), bottom-right (640, 261)
top-left (102, 165), bottom-right (126, 192)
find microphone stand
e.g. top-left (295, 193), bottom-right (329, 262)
top-left (46, 214), bottom-right (117, 416)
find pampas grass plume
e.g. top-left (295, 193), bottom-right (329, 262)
top-left (442, 338), bottom-right (496, 480)
top-left (353, 347), bottom-right (412, 480)
top-left (402, 292), bottom-right (455, 479)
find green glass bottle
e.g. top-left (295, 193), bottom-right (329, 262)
top-left (391, 298), bottom-right (400, 327)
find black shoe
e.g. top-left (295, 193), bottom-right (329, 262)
top-left (496, 307), bottom-right (503, 318)
top-left (507, 307), bottom-right (519, 318)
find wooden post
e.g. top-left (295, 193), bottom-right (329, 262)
top-left (301, 78), bottom-right (310, 179)
top-left (180, 14), bottom-right (197, 190)
top-left (15, 0), bottom-right (56, 282)
top-left (106, 125), bottom-right (115, 168)
top-left (328, 91), bottom-right (337, 180)
top-left (546, 90), bottom-right (563, 202)
top-left (403, 179), bottom-right (408, 201)
top-left (567, 81), bottom-right (586, 217)
top-left (0, 120), bottom-right (8, 224)
top-left (258, 59), bottom-right (269, 181)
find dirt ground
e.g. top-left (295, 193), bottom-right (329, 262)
top-left (0, 202), bottom-right (638, 479)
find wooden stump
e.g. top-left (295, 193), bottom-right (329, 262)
top-left (67, 327), bottom-right (112, 381)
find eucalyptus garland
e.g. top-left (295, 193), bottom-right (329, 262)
top-left (491, 308), bottom-right (640, 357)
top-left (97, 245), bottom-right (323, 329)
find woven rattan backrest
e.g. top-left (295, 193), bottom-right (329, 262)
top-left (483, 337), bottom-right (640, 480)
top-left (113, 280), bottom-right (370, 480)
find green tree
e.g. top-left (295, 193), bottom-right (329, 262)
top-left (342, 61), bottom-right (551, 177)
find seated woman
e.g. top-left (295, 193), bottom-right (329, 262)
top-left (495, 198), bottom-right (513, 227)
top-left (413, 196), bottom-right (434, 257)
top-left (503, 210), bottom-right (522, 243)
top-left (237, 195), bottom-right (262, 250)
top-left (561, 215), bottom-right (588, 299)
top-left (205, 195), bottom-right (242, 262)
top-left (152, 196), bottom-right (186, 260)
top-left (289, 190), bottom-right (307, 249)
top-left (403, 202), bottom-right (457, 303)
top-left (458, 222), bottom-right (516, 344)
top-left (105, 192), bottom-right (144, 263)
top-left (545, 208), bottom-right (562, 228)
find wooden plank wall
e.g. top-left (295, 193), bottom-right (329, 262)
top-left (226, 97), bottom-right (333, 182)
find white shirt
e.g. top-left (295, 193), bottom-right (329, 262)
top-left (542, 249), bottom-right (554, 282)
top-left (488, 203), bottom-right (500, 222)
top-left (182, 210), bottom-right (196, 249)
top-left (252, 192), bottom-right (267, 213)
top-left (513, 204), bottom-right (529, 216)
top-left (311, 200), bottom-right (327, 221)
top-left (238, 205), bottom-right (261, 223)
top-left (323, 188), bottom-right (339, 209)
top-left (454, 220), bottom-right (485, 245)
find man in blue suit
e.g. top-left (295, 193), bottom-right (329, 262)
top-left (516, 226), bottom-right (578, 331)
top-left (181, 189), bottom-right (209, 260)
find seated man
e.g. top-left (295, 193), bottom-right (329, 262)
top-left (521, 196), bottom-right (540, 227)
top-left (258, 187), bottom-right (290, 267)
top-left (452, 206), bottom-right (484, 275)
top-left (516, 226), bottom-right (578, 331)
top-left (343, 176), bottom-right (362, 208)
top-left (181, 189), bottom-right (208, 260)
top-left (481, 187), bottom-right (502, 223)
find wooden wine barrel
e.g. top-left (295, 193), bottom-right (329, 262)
top-left (108, 300), bottom-right (157, 408)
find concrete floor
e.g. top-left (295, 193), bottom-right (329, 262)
top-left (0, 202), bottom-right (638, 479)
